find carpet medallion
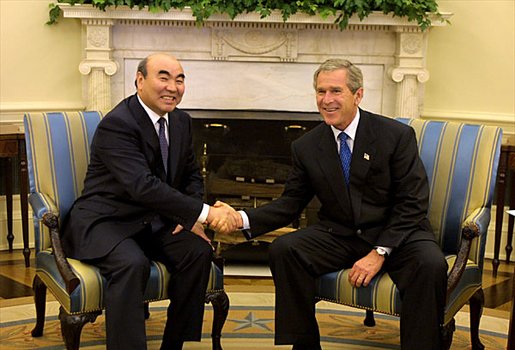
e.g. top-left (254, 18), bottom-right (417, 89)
top-left (0, 293), bottom-right (508, 349)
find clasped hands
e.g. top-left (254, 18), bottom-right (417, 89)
top-left (206, 201), bottom-right (243, 234)
top-left (171, 201), bottom-right (241, 247)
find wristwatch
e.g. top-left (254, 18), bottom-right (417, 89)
top-left (375, 247), bottom-right (388, 258)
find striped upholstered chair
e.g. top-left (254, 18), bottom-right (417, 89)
top-left (316, 118), bottom-right (502, 349)
top-left (24, 111), bottom-right (229, 350)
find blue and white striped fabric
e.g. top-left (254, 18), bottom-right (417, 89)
top-left (25, 111), bottom-right (101, 253)
top-left (24, 111), bottom-right (224, 314)
top-left (316, 118), bottom-right (502, 324)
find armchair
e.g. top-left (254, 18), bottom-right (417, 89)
top-left (316, 118), bottom-right (502, 349)
top-left (24, 111), bottom-right (229, 350)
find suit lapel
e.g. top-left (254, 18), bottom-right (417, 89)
top-left (167, 110), bottom-right (182, 183)
top-left (316, 125), bottom-right (352, 213)
top-left (128, 95), bottom-right (167, 181)
top-left (349, 110), bottom-right (377, 222)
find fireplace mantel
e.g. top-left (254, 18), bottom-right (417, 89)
top-left (61, 4), bottom-right (450, 118)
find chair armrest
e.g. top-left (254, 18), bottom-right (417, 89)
top-left (41, 212), bottom-right (80, 294)
top-left (446, 207), bottom-right (489, 296)
top-left (29, 192), bottom-right (59, 219)
top-left (29, 192), bottom-right (80, 294)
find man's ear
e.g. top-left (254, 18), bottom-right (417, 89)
top-left (354, 87), bottom-right (364, 106)
top-left (135, 71), bottom-right (144, 90)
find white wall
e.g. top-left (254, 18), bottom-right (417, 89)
top-left (0, 0), bottom-right (84, 120)
top-left (424, 0), bottom-right (514, 136)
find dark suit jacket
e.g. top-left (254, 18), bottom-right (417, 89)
top-left (245, 109), bottom-right (434, 249)
top-left (62, 94), bottom-right (205, 260)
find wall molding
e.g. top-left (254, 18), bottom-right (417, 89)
top-left (422, 109), bottom-right (515, 141)
top-left (0, 101), bottom-right (86, 122)
top-left (422, 108), bottom-right (514, 125)
top-left (0, 101), bottom-right (86, 112)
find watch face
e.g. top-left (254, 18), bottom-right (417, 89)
top-left (376, 248), bottom-right (386, 256)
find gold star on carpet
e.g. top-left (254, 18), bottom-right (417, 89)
top-left (228, 312), bottom-right (274, 331)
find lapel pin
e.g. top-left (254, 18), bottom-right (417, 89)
top-left (363, 153), bottom-right (370, 161)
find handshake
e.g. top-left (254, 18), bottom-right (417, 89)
top-left (206, 201), bottom-right (243, 234)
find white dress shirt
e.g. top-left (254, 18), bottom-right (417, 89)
top-left (137, 95), bottom-right (209, 225)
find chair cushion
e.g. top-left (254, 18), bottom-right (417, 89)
top-left (315, 254), bottom-right (481, 323)
top-left (36, 249), bottom-right (224, 314)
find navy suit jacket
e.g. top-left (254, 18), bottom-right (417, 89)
top-left (245, 109), bottom-right (434, 249)
top-left (62, 94), bottom-right (205, 260)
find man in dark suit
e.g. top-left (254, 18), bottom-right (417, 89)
top-left (214, 59), bottom-right (447, 349)
top-left (62, 53), bottom-right (238, 350)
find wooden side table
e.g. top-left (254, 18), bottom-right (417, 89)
top-left (0, 125), bottom-right (30, 267)
top-left (492, 145), bottom-right (515, 277)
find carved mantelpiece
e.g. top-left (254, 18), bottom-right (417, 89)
top-left (61, 4), bottom-right (450, 117)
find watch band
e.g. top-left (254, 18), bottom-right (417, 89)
top-left (376, 247), bottom-right (388, 257)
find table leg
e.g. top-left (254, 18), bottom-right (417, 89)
top-left (19, 139), bottom-right (30, 267)
top-left (505, 170), bottom-right (514, 263)
top-left (508, 216), bottom-right (514, 262)
top-left (4, 158), bottom-right (14, 251)
top-left (508, 264), bottom-right (515, 350)
top-left (493, 150), bottom-right (508, 277)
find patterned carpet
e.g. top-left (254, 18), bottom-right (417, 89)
top-left (0, 293), bottom-right (509, 349)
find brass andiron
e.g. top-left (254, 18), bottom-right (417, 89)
top-left (201, 142), bottom-right (209, 199)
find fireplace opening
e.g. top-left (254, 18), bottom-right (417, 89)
top-left (189, 110), bottom-right (323, 263)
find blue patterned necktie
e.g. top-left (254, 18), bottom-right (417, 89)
top-left (339, 132), bottom-right (352, 185)
top-left (158, 117), bottom-right (168, 174)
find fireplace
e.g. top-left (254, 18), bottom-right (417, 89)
top-left (189, 110), bottom-right (322, 261)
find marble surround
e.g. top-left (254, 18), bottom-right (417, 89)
top-left (61, 4), bottom-right (450, 118)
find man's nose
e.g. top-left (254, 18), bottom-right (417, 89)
top-left (166, 81), bottom-right (177, 92)
top-left (321, 92), bottom-right (333, 103)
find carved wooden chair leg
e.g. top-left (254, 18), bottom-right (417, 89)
top-left (364, 310), bottom-right (375, 327)
top-left (206, 290), bottom-right (230, 350)
top-left (441, 318), bottom-right (455, 350)
top-left (58, 306), bottom-right (101, 350)
top-left (144, 302), bottom-right (150, 320)
top-left (31, 275), bottom-right (47, 337)
top-left (469, 288), bottom-right (485, 350)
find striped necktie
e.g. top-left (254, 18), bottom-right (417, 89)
top-left (158, 117), bottom-right (168, 174)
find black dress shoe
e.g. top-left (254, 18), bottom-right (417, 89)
top-left (291, 344), bottom-right (322, 350)
top-left (292, 344), bottom-right (321, 350)
top-left (161, 340), bottom-right (183, 350)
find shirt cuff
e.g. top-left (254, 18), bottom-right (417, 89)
top-left (239, 210), bottom-right (250, 230)
top-left (375, 246), bottom-right (393, 256)
top-left (197, 203), bottom-right (210, 224)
